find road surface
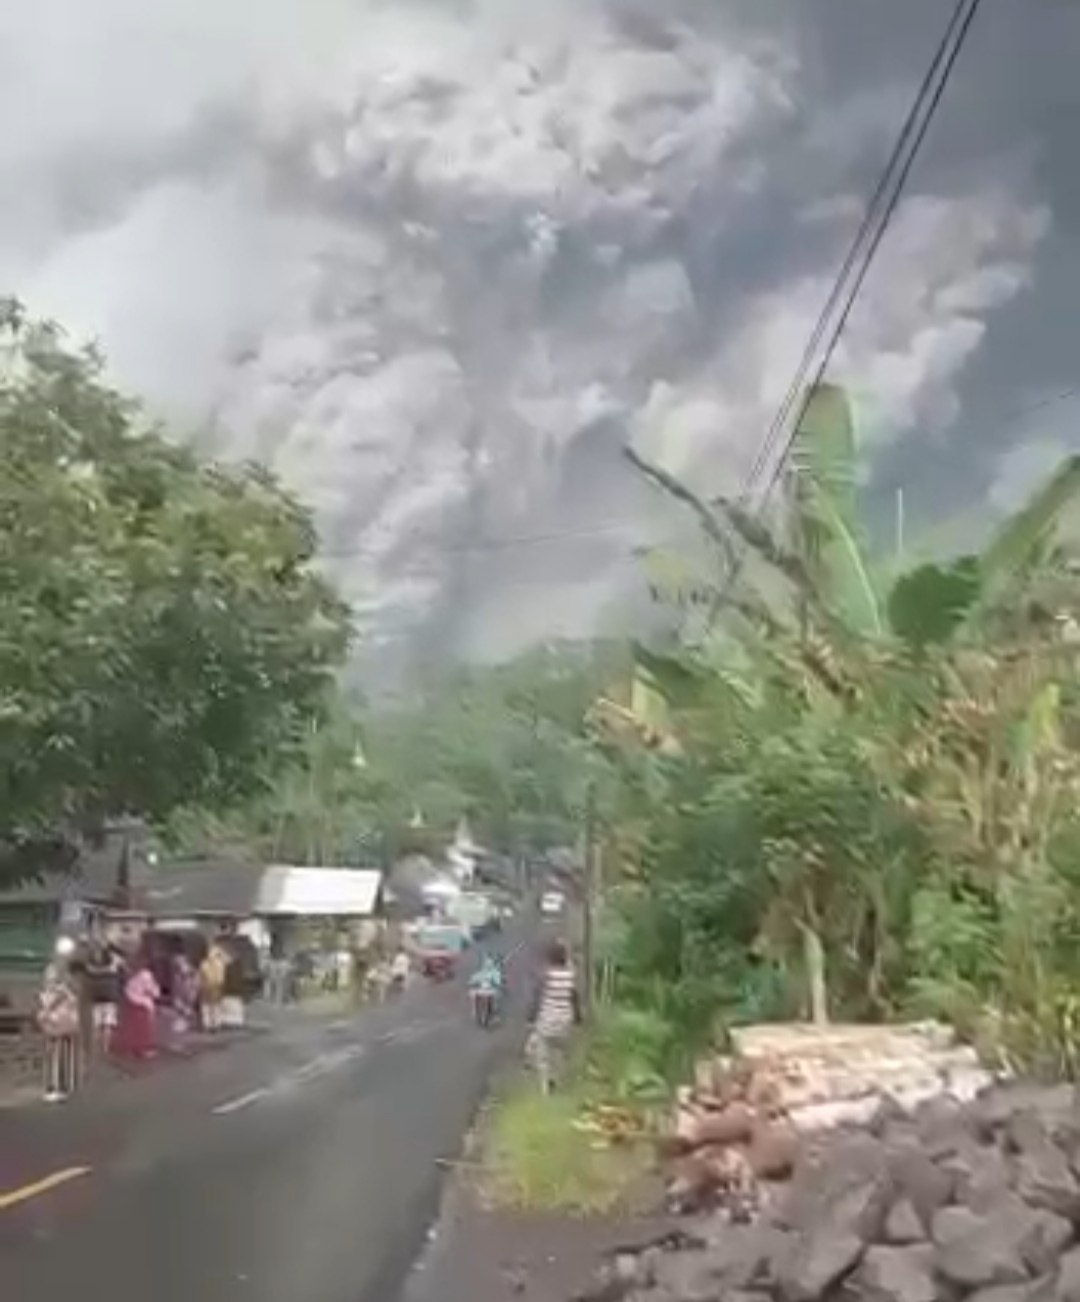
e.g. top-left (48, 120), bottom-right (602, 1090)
top-left (0, 944), bottom-right (529, 1302)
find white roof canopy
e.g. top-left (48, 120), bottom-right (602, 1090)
top-left (256, 867), bottom-right (383, 918)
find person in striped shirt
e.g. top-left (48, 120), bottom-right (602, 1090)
top-left (527, 938), bottom-right (581, 1093)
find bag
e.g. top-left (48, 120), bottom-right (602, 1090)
top-left (39, 988), bottom-right (79, 1037)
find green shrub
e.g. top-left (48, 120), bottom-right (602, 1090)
top-left (584, 1006), bottom-right (674, 1103)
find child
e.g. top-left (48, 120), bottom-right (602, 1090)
top-left (38, 964), bottom-right (81, 1101)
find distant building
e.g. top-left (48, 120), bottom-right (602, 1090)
top-left (447, 817), bottom-right (489, 884)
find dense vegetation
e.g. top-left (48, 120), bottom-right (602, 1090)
top-left (0, 301), bottom-right (352, 882)
top-left (597, 385), bottom-right (1080, 1079)
top-left (164, 641), bottom-right (621, 865)
top-left (10, 299), bottom-right (1080, 1083)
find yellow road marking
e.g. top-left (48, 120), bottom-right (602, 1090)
top-left (0, 1166), bottom-right (91, 1211)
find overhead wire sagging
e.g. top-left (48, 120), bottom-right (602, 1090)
top-left (715, 0), bottom-right (986, 604)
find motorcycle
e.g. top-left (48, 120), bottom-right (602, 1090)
top-left (470, 986), bottom-right (498, 1029)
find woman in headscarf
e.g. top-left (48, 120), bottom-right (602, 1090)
top-left (115, 954), bottom-right (160, 1060)
top-left (37, 963), bottom-right (82, 1101)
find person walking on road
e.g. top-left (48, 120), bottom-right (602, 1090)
top-left (220, 947), bottom-right (247, 1030)
top-left (38, 963), bottom-right (81, 1102)
top-left (527, 939), bottom-right (581, 1094)
top-left (199, 943), bottom-right (227, 1031)
top-left (266, 951), bottom-right (291, 1005)
top-left (85, 942), bottom-right (123, 1057)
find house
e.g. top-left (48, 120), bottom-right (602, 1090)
top-left (446, 817), bottom-right (484, 884)
top-left (145, 859), bottom-right (387, 958)
top-left (0, 819), bottom-right (153, 1023)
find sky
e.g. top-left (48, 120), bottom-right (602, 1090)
top-left (2, 0), bottom-right (1078, 682)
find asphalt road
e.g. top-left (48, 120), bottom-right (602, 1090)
top-left (0, 939), bottom-right (532, 1302)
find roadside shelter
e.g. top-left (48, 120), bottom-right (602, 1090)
top-left (145, 860), bottom-right (386, 960)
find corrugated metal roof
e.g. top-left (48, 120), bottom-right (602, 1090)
top-left (143, 860), bottom-right (383, 920)
top-left (145, 859), bottom-right (263, 918)
top-left (0, 823), bottom-right (152, 906)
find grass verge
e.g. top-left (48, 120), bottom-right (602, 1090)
top-left (479, 1077), bottom-right (655, 1215)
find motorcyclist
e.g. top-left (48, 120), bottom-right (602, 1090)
top-left (468, 952), bottom-right (504, 1022)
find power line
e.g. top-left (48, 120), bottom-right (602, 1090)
top-left (313, 379), bottom-right (1080, 568)
top-left (691, 0), bottom-right (986, 619)
top-left (735, 0), bottom-right (977, 515)
top-left (749, 0), bottom-right (985, 518)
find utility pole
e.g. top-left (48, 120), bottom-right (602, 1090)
top-left (581, 776), bottom-right (597, 1022)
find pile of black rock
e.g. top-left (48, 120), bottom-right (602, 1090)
top-left (575, 1083), bottom-right (1080, 1302)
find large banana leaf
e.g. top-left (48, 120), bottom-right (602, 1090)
top-left (887, 557), bottom-right (982, 648)
top-left (622, 385), bottom-right (883, 643)
top-left (978, 454), bottom-right (1080, 601)
top-left (791, 383), bottom-right (884, 637)
top-left (889, 454), bottom-right (1080, 648)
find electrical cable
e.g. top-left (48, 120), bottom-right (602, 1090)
top-left (312, 375), bottom-right (1080, 569)
top-left (303, 0), bottom-right (1000, 580)
top-left (735, 0), bottom-right (977, 513)
top-left (753, 0), bottom-right (985, 515)
top-left (713, 0), bottom-right (985, 611)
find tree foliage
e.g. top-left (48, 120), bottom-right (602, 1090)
top-left (165, 641), bottom-right (621, 866)
top-left (605, 382), bottom-right (1080, 1073)
top-left (0, 300), bottom-right (351, 874)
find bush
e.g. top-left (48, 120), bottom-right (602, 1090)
top-left (584, 1006), bottom-right (675, 1103)
top-left (482, 1081), bottom-right (651, 1213)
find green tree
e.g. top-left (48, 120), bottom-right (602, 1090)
top-left (611, 382), bottom-right (1080, 1054)
top-left (0, 301), bottom-right (351, 878)
top-left (163, 643), bottom-right (619, 868)
top-left (364, 642), bottom-right (621, 854)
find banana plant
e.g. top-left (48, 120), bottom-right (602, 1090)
top-left (627, 384), bottom-right (1080, 655)
top-left (887, 456), bottom-right (1080, 647)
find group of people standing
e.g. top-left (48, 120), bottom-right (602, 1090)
top-left (36, 932), bottom-right (253, 1103)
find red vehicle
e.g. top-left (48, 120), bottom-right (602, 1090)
top-left (415, 922), bottom-right (467, 983)
top-left (420, 951), bottom-right (456, 982)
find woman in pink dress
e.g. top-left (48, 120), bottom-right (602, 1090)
top-left (115, 959), bottom-right (160, 1059)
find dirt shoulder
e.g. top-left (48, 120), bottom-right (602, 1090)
top-left (401, 1176), bottom-right (679, 1302)
top-left (399, 1074), bottom-right (675, 1302)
